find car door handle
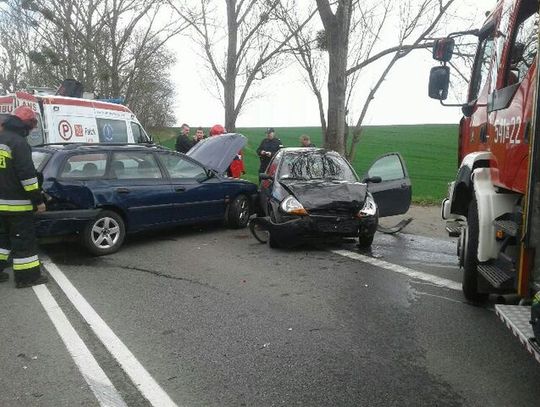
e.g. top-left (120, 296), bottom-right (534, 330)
top-left (175, 187), bottom-right (186, 192)
top-left (400, 183), bottom-right (408, 189)
top-left (116, 187), bottom-right (130, 193)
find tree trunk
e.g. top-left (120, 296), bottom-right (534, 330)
top-left (317, 0), bottom-right (352, 155)
top-left (325, 41), bottom-right (348, 154)
top-left (224, 0), bottom-right (238, 132)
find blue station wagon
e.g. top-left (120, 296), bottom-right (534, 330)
top-left (32, 134), bottom-right (257, 255)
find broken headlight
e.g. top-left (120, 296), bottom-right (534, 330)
top-left (357, 194), bottom-right (377, 218)
top-left (280, 196), bottom-right (308, 216)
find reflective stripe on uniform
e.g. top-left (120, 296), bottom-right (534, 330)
top-left (0, 199), bottom-right (33, 212)
top-left (13, 255), bottom-right (40, 271)
top-left (0, 144), bottom-right (12, 159)
top-left (21, 177), bottom-right (39, 192)
top-left (0, 248), bottom-right (9, 261)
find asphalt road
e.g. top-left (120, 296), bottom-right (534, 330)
top-left (1, 221), bottom-right (539, 406)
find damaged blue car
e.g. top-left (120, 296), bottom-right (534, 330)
top-left (32, 134), bottom-right (257, 255)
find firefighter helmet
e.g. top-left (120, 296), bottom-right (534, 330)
top-left (13, 106), bottom-right (38, 129)
top-left (210, 124), bottom-right (226, 136)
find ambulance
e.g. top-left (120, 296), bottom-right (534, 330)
top-left (0, 87), bottom-right (151, 146)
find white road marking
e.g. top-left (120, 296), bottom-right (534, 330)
top-left (331, 249), bottom-right (461, 291)
top-left (33, 285), bottom-right (127, 407)
top-left (42, 257), bottom-right (179, 407)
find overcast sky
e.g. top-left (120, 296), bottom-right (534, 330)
top-left (170, 0), bottom-right (496, 128)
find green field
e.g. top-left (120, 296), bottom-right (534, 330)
top-left (151, 124), bottom-right (458, 205)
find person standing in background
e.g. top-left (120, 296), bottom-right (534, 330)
top-left (175, 123), bottom-right (192, 153)
top-left (256, 128), bottom-right (282, 174)
top-left (193, 127), bottom-right (205, 145)
top-left (299, 135), bottom-right (315, 147)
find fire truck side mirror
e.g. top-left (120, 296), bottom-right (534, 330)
top-left (428, 66), bottom-right (450, 100)
top-left (432, 38), bottom-right (454, 62)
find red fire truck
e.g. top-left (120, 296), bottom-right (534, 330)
top-left (428, 0), bottom-right (540, 362)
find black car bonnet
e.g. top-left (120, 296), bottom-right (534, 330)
top-left (281, 180), bottom-right (367, 212)
top-left (187, 133), bottom-right (246, 174)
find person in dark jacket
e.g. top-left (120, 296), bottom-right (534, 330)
top-left (0, 106), bottom-right (48, 288)
top-left (175, 123), bottom-right (192, 153)
top-left (256, 128), bottom-right (283, 174)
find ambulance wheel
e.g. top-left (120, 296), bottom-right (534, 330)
top-left (226, 195), bottom-right (250, 229)
top-left (83, 210), bottom-right (126, 256)
top-left (462, 198), bottom-right (488, 302)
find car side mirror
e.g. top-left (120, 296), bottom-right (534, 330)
top-left (259, 173), bottom-right (273, 181)
top-left (363, 176), bottom-right (382, 184)
top-left (428, 66), bottom-right (450, 100)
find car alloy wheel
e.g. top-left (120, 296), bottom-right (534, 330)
top-left (83, 210), bottom-right (126, 256)
top-left (91, 216), bottom-right (121, 249)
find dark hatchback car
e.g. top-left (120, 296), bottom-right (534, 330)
top-left (32, 135), bottom-right (257, 255)
top-left (256, 148), bottom-right (411, 248)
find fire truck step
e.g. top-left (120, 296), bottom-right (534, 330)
top-left (478, 263), bottom-right (514, 289)
top-left (445, 220), bottom-right (462, 237)
top-left (492, 219), bottom-right (518, 237)
top-left (495, 305), bottom-right (540, 364)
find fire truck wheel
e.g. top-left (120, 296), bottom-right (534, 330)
top-left (462, 198), bottom-right (488, 302)
top-left (83, 210), bottom-right (126, 256)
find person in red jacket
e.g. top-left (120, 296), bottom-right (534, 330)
top-left (0, 106), bottom-right (48, 288)
top-left (209, 124), bottom-right (245, 178)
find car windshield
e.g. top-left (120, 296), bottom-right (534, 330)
top-left (31, 151), bottom-right (51, 171)
top-left (278, 151), bottom-right (358, 182)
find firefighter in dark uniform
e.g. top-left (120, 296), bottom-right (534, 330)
top-left (0, 106), bottom-right (48, 288)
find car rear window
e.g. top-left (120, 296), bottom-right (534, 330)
top-left (61, 153), bottom-right (107, 178)
top-left (31, 151), bottom-right (51, 171)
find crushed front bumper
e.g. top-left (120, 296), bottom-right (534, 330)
top-left (252, 214), bottom-right (377, 245)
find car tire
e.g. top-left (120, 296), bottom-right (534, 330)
top-left (358, 232), bottom-right (375, 248)
top-left (226, 195), bottom-right (250, 229)
top-left (267, 206), bottom-right (282, 249)
top-left (82, 210), bottom-right (126, 256)
top-left (462, 197), bottom-right (488, 302)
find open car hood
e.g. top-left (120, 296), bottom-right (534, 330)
top-left (187, 133), bottom-right (247, 174)
top-left (280, 180), bottom-right (367, 213)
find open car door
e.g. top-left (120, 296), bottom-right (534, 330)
top-left (365, 152), bottom-right (411, 217)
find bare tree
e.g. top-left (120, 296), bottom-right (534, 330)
top-left (284, 0), bottom-right (458, 157)
top-left (170, 0), bottom-right (316, 131)
top-left (1, 0), bottom-right (185, 126)
top-left (346, 0), bottom-right (456, 160)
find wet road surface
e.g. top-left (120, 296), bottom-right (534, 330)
top-left (1, 224), bottom-right (539, 406)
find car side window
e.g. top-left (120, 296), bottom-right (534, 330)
top-left (159, 153), bottom-right (207, 179)
top-left (368, 154), bottom-right (405, 182)
top-left (97, 119), bottom-right (128, 143)
top-left (111, 152), bottom-right (162, 179)
top-left (61, 153), bottom-right (107, 178)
